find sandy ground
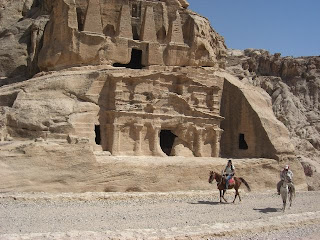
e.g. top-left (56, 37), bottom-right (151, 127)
top-left (1, 190), bottom-right (320, 239)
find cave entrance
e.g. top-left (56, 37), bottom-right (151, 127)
top-left (95, 125), bottom-right (101, 145)
top-left (113, 49), bottom-right (144, 69)
top-left (160, 130), bottom-right (177, 156)
top-left (239, 133), bottom-right (248, 150)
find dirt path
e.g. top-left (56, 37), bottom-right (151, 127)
top-left (1, 191), bottom-right (320, 239)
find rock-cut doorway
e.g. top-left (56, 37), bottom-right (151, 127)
top-left (113, 49), bottom-right (144, 69)
top-left (95, 125), bottom-right (101, 145)
top-left (160, 130), bottom-right (177, 156)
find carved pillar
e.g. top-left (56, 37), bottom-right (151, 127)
top-left (134, 123), bottom-right (144, 155)
top-left (110, 123), bottom-right (121, 155)
top-left (83, 0), bottom-right (103, 34)
top-left (152, 125), bottom-right (166, 157)
top-left (140, 6), bottom-right (157, 42)
top-left (117, 5), bottom-right (132, 39)
top-left (194, 127), bottom-right (205, 157)
top-left (101, 124), bottom-right (108, 151)
top-left (213, 127), bottom-right (223, 157)
top-left (168, 10), bottom-right (184, 44)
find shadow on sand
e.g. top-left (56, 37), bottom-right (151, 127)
top-left (253, 207), bottom-right (280, 213)
top-left (189, 200), bottom-right (229, 205)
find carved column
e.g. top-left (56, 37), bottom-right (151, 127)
top-left (194, 127), bottom-right (205, 157)
top-left (101, 124), bottom-right (107, 151)
top-left (83, 0), bottom-right (103, 34)
top-left (134, 123), bottom-right (144, 156)
top-left (152, 125), bottom-right (166, 157)
top-left (105, 123), bottom-right (115, 152)
top-left (168, 10), bottom-right (184, 44)
top-left (110, 123), bottom-right (121, 155)
top-left (213, 127), bottom-right (223, 157)
top-left (140, 6), bottom-right (157, 42)
top-left (117, 4), bottom-right (132, 39)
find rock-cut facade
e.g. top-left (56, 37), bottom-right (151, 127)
top-left (0, 0), bottom-right (294, 160)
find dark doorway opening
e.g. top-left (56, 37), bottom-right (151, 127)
top-left (113, 49), bottom-right (144, 69)
top-left (160, 130), bottom-right (177, 156)
top-left (132, 26), bottom-right (140, 40)
top-left (239, 133), bottom-right (248, 150)
top-left (95, 125), bottom-right (101, 145)
top-left (76, 8), bottom-right (84, 31)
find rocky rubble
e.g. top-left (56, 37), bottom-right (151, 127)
top-left (226, 49), bottom-right (320, 190)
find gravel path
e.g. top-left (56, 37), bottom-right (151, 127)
top-left (0, 190), bottom-right (320, 239)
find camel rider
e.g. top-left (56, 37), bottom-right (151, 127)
top-left (223, 160), bottom-right (235, 189)
top-left (277, 165), bottom-right (294, 195)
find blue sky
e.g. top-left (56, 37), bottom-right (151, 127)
top-left (187, 0), bottom-right (320, 57)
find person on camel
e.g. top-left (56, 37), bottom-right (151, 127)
top-left (223, 159), bottom-right (235, 190)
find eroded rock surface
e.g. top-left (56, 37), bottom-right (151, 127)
top-left (0, 0), bottom-right (52, 85)
top-left (0, 140), bottom-right (306, 192)
top-left (226, 49), bottom-right (320, 190)
top-left (0, 0), bottom-right (308, 192)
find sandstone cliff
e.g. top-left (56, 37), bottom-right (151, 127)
top-left (226, 49), bottom-right (320, 190)
top-left (0, 0), bottom-right (52, 85)
top-left (0, 0), bottom-right (227, 85)
top-left (0, 0), bottom-right (309, 192)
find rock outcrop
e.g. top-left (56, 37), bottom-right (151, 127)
top-left (0, 0), bottom-right (307, 192)
top-left (0, 141), bottom-right (307, 192)
top-left (37, 0), bottom-right (226, 71)
top-left (218, 71), bottom-right (294, 160)
top-left (0, 0), bottom-right (52, 85)
top-left (226, 49), bottom-right (320, 189)
top-left (0, 67), bottom-right (225, 157)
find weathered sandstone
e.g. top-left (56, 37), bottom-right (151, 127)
top-left (226, 49), bottom-right (320, 190)
top-left (0, 0), bottom-right (307, 192)
top-left (37, 0), bottom-right (225, 71)
top-left (0, 140), bottom-right (306, 192)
